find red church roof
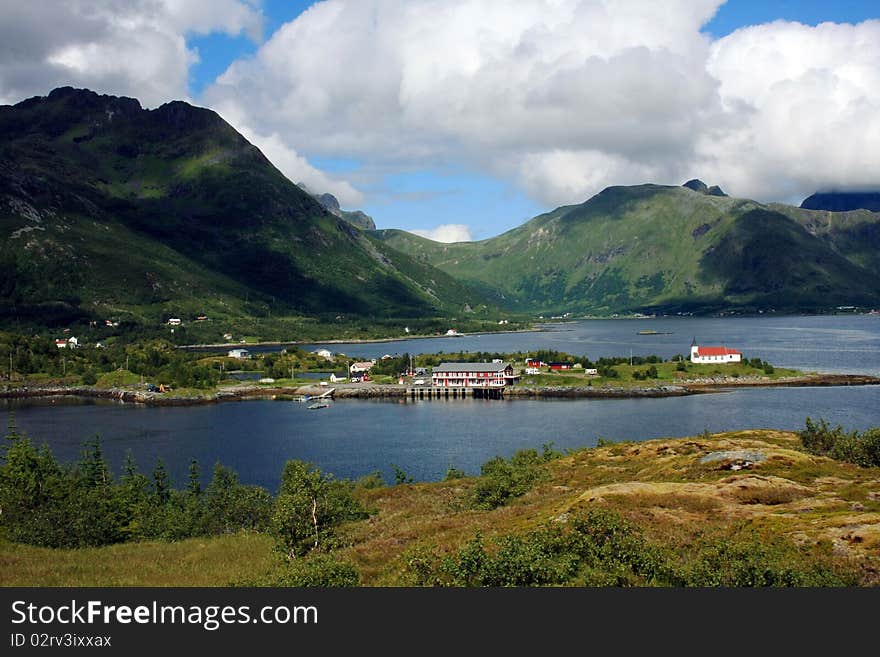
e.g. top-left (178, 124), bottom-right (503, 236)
top-left (696, 346), bottom-right (741, 356)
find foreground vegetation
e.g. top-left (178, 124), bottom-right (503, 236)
top-left (2, 420), bottom-right (879, 587)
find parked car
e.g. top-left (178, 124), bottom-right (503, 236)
top-left (413, 379), bottom-right (426, 385)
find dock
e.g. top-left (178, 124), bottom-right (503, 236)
top-left (405, 386), bottom-right (505, 400)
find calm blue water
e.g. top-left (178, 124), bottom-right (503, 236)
top-left (4, 316), bottom-right (879, 490)
top-left (5, 387), bottom-right (879, 492)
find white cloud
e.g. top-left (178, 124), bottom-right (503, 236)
top-left (411, 224), bottom-right (473, 243)
top-left (697, 19), bottom-right (880, 201)
top-left (209, 99), bottom-right (365, 206)
top-left (204, 0), bottom-right (725, 206)
top-left (203, 1), bottom-right (880, 210)
top-left (0, 0), bottom-right (263, 108)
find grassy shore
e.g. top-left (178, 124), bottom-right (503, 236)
top-left (3, 429), bottom-right (878, 586)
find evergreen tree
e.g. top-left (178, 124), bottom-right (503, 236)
top-left (152, 459), bottom-right (170, 504)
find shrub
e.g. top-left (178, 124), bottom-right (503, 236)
top-left (444, 465), bottom-right (467, 480)
top-left (469, 449), bottom-right (547, 510)
top-left (404, 509), bottom-right (857, 587)
top-left (799, 418), bottom-right (880, 467)
top-left (247, 553), bottom-right (361, 587)
top-left (271, 460), bottom-right (370, 558)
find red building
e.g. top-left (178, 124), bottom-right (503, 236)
top-left (431, 362), bottom-right (518, 388)
top-left (548, 362), bottom-right (573, 370)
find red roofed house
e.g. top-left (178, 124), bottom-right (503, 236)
top-left (690, 343), bottom-right (742, 364)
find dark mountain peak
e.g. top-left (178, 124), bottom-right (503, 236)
top-left (683, 179), bottom-right (727, 197)
top-left (683, 179), bottom-right (708, 193)
top-left (296, 185), bottom-right (377, 230)
top-left (1, 86), bottom-right (143, 140)
top-left (801, 191), bottom-right (880, 212)
top-left (151, 100), bottom-right (226, 132)
top-left (316, 192), bottom-right (341, 212)
top-left (44, 86), bottom-right (142, 114)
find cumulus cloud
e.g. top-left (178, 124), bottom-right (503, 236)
top-left (204, 0), bottom-right (725, 206)
top-left (411, 224), bottom-right (474, 243)
top-left (0, 0), bottom-right (263, 108)
top-left (203, 0), bottom-right (880, 209)
top-left (697, 19), bottom-right (880, 202)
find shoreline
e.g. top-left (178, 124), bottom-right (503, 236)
top-left (3, 373), bottom-right (878, 407)
top-left (176, 326), bottom-right (543, 350)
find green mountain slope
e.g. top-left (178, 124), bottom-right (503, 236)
top-left (0, 87), bottom-right (491, 328)
top-left (373, 184), bottom-right (880, 314)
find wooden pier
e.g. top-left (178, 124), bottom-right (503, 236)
top-left (405, 386), bottom-right (505, 400)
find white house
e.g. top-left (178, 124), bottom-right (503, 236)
top-left (349, 361), bottom-right (375, 373)
top-left (167, 318), bottom-right (182, 326)
top-left (313, 349), bottom-right (333, 361)
top-left (227, 348), bottom-right (250, 359)
top-left (690, 344), bottom-right (742, 364)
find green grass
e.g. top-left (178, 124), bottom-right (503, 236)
top-left (0, 533), bottom-right (275, 586)
top-left (515, 362), bottom-right (803, 389)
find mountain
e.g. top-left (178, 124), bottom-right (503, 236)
top-left (682, 179), bottom-right (727, 197)
top-left (800, 191), bottom-right (880, 213)
top-left (373, 183), bottom-right (880, 315)
top-left (298, 185), bottom-right (377, 230)
top-left (0, 87), bottom-right (490, 328)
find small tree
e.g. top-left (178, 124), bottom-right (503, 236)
top-left (271, 460), bottom-right (368, 558)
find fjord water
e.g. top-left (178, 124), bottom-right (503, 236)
top-left (5, 315), bottom-right (880, 490)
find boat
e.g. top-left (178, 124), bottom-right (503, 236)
top-left (637, 330), bottom-right (659, 335)
top-left (292, 395), bottom-right (310, 402)
top-left (307, 401), bottom-right (330, 410)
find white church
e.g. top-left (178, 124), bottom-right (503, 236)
top-left (690, 341), bottom-right (742, 364)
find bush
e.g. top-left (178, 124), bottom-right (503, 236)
top-left (246, 553), bottom-right (361, 587)
top-left (444, 465), bottom-right (467, 480)
top-left (405, 509), bottom-right (857, 587)
top-left (799, 418), bottom-right (880, 467)
top-left (469, 449), bottom-right (547, 510)
top-left (271, 461), bottom-right (370, 558)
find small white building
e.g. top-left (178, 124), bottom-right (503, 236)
top-left (227, 348), bottom-right (250, 359)
top-left (313, 349), bottom-right (333, 361)
top-left (349, 361), bottom-right (375, 373)
top-left (690, 344), bottom-right (742, 364)
top-left (167, 318), bottom-right (182, 326)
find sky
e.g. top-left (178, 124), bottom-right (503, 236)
top-left (1, 1), bottom-right (878, 242)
